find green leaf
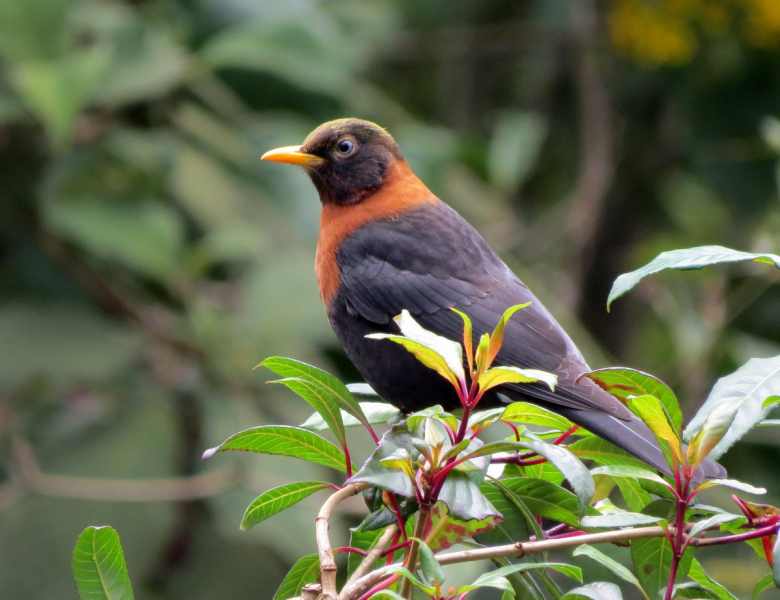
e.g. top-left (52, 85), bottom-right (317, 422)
top-left (383, 566), bottom-right (436, 594)
top-left (202, 425), bottom-right (353, 473)
top-left (500, 402), bottom-right (573, 431)
top-left (521, 460), bottom-right (566, 485)
top-left (261, 357), bottom-right (373, 434)
top-left (497, 477), bottom-right (591, 528)
top-left (479, 366), bottom-right (557, 394)
top-left (439, 471), bottom-right (500, 521)
top-left (240, 481), bottom-right (332, 531)
top-left (269, 378), bottom-right (347, 450)
top-left (301, 401), bottom-right (402, 431)
top-left (584, 368), bottom-right (682, 432)
top-left (615, 478), bottom-right (654, 512)
top-left (520, 440), bottom-right (595, 518)
top-left (685, 355), bottom-right (780, 460)
top-left (631, 537), bottom-right (694, 600)
top-left (687, 399), bottom-right (741, 469)
top-left (563, 582), bottom-right (623, 600)
top-left (272, 554), bottom-right (320, 600)
top-left (568, 437), bottom-right (649, 469)
top-left (348, 425), bottom-right (416, 497)
top-left (688, 513), bottom-right (743, 538)
top-left (466, 562), bottom-right (583, 592)
top-left (487, 303), bottom-right (532, 367)
top-left (695, 478), bottom-right (766, 495)
top-left (608, 245), bottom-right (780, 310)
top-left (688, 559), bottom-right (739, 600)
top-left (451, 308), bottom-right (474, 374)
top-left (753, 573), bottom-right (776, 599)
top-left (476, 482), bottom-right (529, 545)
top-left (367, 310), bottom-right (465, 388)
top-left (573, 545), bottom-right (648, 600)
top-left (72, 526), bottom-right (134, 600)
top-left (580, 513), bottom-right (664, 528)
top-left (417, 539), bottom-right (444, 585)
top-left (423, 501), bottom-right (499, 551)
top-left (626, 395), bottom-right (683, 465)
top-left (590, 465), bottom-right (671, 488)
top-left (763, 396), bottom-right (780, 409)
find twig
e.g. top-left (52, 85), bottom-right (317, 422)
top-left (343, 525), bottom-right (399, 590)
top-left (316, 482), bottom-right (370, 599)
top-left (342, 525), bottom-right (668, 599)
top-left (11, 438), bottom-right (236, 502)
top-left (399, 505), bottom-right (432, 598)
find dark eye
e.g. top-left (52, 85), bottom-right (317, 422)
top-left (337, 139), bottom-right (354, 154)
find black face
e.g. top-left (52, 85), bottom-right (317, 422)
top-left (300, 118), bottom-right (404, 206)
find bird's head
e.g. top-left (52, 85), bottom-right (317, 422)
top-left (261, 118), bottom-right (404, 206)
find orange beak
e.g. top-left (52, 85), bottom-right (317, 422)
top-left (261, 145), bottom-right (324, 167)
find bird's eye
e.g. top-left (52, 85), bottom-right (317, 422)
top-left (337, 139), bottom-right (354, 155)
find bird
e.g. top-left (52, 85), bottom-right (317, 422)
top-left (261, 118), bottom-right (725, 482)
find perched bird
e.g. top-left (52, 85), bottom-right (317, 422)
top-left (262, 118), bottom-right (725, 481)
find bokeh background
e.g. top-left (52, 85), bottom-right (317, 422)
top-left (1, 0), bottom-right (780, 598)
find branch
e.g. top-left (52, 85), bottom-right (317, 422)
top-left (343, 524), bottom-right (399, 590)
top-left (316, 482), bottom-right (370, 599)
top-left (340, 525), bottom-right (668, 600)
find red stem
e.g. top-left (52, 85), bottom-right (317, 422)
top-left (694, 523), bottom-right (779, 547)
top-left (343, 443), bottom-right (353, 479)
top-left (490, 455), bottom-right (548, 466)
top-left (357, 574), bottom-right (401, 600)
top-left (334, 546), bottom-right (368, 557)
top-left (385, 531), bottom-right (402, 566)
top-left (552, 425), bottom-right (580, 445)
top-left (387, 494), bottom-right (409, 542)
top-left (664, 474), bottom-right (690, 600)
top-left (382, 539), bottom-right (413, 556)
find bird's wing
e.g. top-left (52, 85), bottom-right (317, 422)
top-left (336, 202), bottom-right (632, 418)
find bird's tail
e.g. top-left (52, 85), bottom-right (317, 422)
top-left (556, 408), bottom-right (727, 486)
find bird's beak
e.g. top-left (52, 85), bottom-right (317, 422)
top-left (261, 145), bottom-right (324, 167)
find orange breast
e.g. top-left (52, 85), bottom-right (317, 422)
top-left (316, 159), bottom-right (438, 306)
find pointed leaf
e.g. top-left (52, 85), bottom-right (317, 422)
top-left (590, 465), bottom-right (671, 488)
top-left (521, 440), bottom-right (595, 518)
top-left (608, 246), bottom-right (780, 310)
top-left (202, 426), bottom-right (352, 473)
top-left (500, 401), bottom-right (573, 431)
top-left (269, 378), bottom-right (346, 449)
top-left (466, 562), bottom-right (583, 592)
top-left (261, 357), bottom-right (372, 433)
top-left (423, 501), bottom-right (498, 552)
top-left (626, 395), bottom-right (683, 465)
top-left (368, 310), bottom-right (465, 387)
top-left (487, 303), bottom-right (532, 366)
top-left (753, 573), bottom-right (775, 599)
top-left (695, 479), bottom-right (766, 495)
top-left (475, 333), bottom-right (490, 374)
top-left (479, 366), bottom-right (557, 394)
top-left (581, 513), bottom-right (664, 528)
top-left (584, 368), bottom-right (682, 432)
top-left (763, 396), bottom-right (780, 409)
top-left (498, 477), bottom-right (592, 528)
top-left (685, 356), bottom-right (780, 459)
top-left (348, 425), bottom-right (416, 497)
top-left (383, 566), bottom-right (436, 594)
top-left (475, 482), bottom-right (529, 546)
top-left (240, 481), bottom-right (332, 531)
top-left (417, 539), bottom-right (444, 585)
top-left (451, 308), bottom-right (474, 374)
top-left (688, 513), bottom-right (743, 538)
top-left (569, 437), bottom-right (649, 470)
top-left (72, 526), bottom-right (134, 600)
top-left (564, 582), bottom-right (623, 600)
top-left (301, 402), bottom-right (401, 431)
top-left (687, 559), bottom-right (739, 600)
top-left (631, 537), bottom-right (694, 599)
top-left (439, 471), bottom-right (500, 521)
top-left (273, 554), bottom-right (320, 600)
top-left (615, 478), bottom-right (654, 512)
top-left (573, 545), bottom-right (648, 600)
top-left (687, 400), bottom-right (741, 469)
top-left (347, 383), bottom-right (379, 396)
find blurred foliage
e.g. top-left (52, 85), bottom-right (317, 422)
top-left (0, 0), bottom-right (779, 598)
